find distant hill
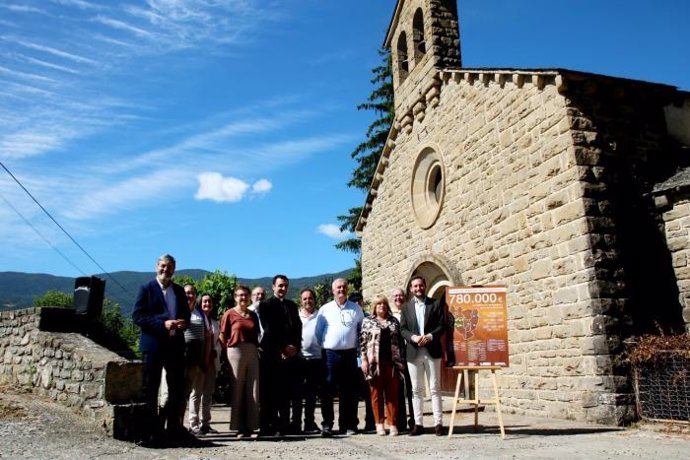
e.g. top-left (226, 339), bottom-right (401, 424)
top-left (0, 268), bottom-right (353, 317)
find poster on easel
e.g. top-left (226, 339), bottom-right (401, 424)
top-left (445, 285), bottom-right (509, 367)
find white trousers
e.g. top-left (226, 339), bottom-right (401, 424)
top-left (407, 348), bottom-right (443, 426)
top-left (189, 366), bottom-right (216, 430)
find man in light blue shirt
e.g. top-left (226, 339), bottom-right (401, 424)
top-left (315, 278), bottom-right (364, 437)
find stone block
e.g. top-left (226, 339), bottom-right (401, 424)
top-left (111, 403), bottom-right (149, 441)
top-left (105, 361), bottom-right (144, 404)
top-left (38, 308), bottom-right (79, 332)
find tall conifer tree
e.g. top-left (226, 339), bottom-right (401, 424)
top-left (337, 49), bottom-right (394, 289)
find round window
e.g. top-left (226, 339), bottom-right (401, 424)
top-left (411, 148), bottom-right (445, 229)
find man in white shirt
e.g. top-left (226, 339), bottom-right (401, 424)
top-left (249, 286), bottom-right (265, 311)
top-left (290, 288), bottom-right (325, 434)
top-left (315, 278), bottom-right (364, 437)
top-left (399, 275), bottom-right (446, 436)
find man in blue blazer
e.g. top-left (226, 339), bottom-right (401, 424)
top-left (132, 254), bottom-right (190, 443)
top-left (399, 275), bottom-right (446, 436)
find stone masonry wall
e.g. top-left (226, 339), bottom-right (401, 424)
top-left (391, 0), bottom-right (460, 120)
top-left (563, 74), bottom-right (684, 339)
top-left (360, 70), bottom-right (631, 424)
top-left (0, 307), bottom-right (144, 438)
top-left (661, 199), bottom-right (690, 330)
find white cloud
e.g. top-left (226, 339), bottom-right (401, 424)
top-left (51, 0), bottom-right (104, 10)
top-left (61, 168), bottom-right (189, 220)
top-left (252, 179), bottom-right (272, 194)
top-left (195, 172), bottom-right (249, 203)
top-left (318, 224), bottom-right (351, 240)
top-left (0, 130), bottom-right (68, 159)
top-left (93, 15), bottom-right (156, 39)
top-left (15, 40), bottom-right (99, 65)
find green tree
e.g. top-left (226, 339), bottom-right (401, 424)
top-left (33, 289), bottom-right (140, 358)
top-left (98, 299), bottom-right (139, 358)
top-left (312, 276), bottom-right (336, 307)
top-left (197, 270), bottom-right (238, 318)
top-left (33, 290), bottom-right (72, 308)
top-left (173, 270), bottom-right (238, 318)
top-left (337, 48), bottom-right (394, 288)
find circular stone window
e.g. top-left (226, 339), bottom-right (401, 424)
top-left (411, 147), bottom-right (445, 229)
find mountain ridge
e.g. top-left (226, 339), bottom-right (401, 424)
top-left (0, 268), bottom-right (353, 316)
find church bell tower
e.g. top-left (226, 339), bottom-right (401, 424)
top-left (385, 0), bottom-right (462, 114)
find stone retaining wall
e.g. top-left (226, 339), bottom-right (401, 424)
top-left (0, 307), bottom-right (145, 439)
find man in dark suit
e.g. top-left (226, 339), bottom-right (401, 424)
top-left (399, 275), bottom-right (446, 436)
top-left (256, 274), bottom-right (302, 436)
top-left (132, 254), bottom-right (191, 443)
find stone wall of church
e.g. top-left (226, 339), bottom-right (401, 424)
top-left (360, 71), bottom-right (632, 424)
top-left (660, 199), bottom-right (690, 330)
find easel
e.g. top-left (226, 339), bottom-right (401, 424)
top-left (447, 365), bottom-right (505, 439)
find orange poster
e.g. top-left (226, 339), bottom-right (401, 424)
top-left (445, 285), bottom-right (509, 367)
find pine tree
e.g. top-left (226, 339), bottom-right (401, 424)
top-left (337, 48), bottom-right (394, 290)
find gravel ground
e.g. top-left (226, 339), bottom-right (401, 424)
top-left (1, 385), bottom-right (690, 459)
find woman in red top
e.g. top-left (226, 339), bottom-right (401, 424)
top-left (220, 285), bottom-right (260, 437)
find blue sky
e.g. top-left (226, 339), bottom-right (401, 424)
top-left (1, 0), bottom-right (689, 282)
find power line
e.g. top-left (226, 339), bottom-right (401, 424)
top-left (0, 160), bottom-right (132, 296)
top-left (0, 191), bottom-right (87, 276)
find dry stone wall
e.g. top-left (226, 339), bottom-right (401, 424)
top-left (0, 307), bottom-right (144, 438)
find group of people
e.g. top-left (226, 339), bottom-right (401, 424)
top-left (132, 253), bottom-right (447, 446)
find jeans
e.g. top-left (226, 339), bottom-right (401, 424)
top-left (321, 348), bottom-right (358, 431)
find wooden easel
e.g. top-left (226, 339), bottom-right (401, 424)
top-left (447, 365), bottom-right (505, 439)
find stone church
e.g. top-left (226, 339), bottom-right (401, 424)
top-left (356, 0), bottom-right (690, 424)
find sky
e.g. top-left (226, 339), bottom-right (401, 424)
top-left (1, 0), bottom-right (689, 286)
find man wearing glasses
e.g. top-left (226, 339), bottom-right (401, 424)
top-left (315, 278), bottom-right (364, 437)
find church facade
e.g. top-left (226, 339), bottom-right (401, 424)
top-left (356, 0), bottom-right (690, 424)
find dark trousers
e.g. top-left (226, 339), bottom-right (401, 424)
top-left (321, 348), bottom-right (359, 431)
top-left (356, 364), bottom-right (375, 429)
top-left (291, 357), bottom-right (325, 429)
top-left (259, 354), bottom-right (298, 434)
top-left (397, 364), bottom-right (415, 431)
top-left (143, 347), bottom-right (185, 436)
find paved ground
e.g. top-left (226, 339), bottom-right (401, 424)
top-left (1, 385), bottom-right (690, 459)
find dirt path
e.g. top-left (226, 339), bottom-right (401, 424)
top-left (1, 385), bottom-right (689, 459)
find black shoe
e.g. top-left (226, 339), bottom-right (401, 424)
top-left (237, 429), bottom-right (254, 438)
top-left (140, 432), bottom-right (167, 449)
top-left (435, 424), bottom-right (444, 436)
top-left (258, 429), bottom-right (275, 437)
top-left (199, 425), bottom-right (218, 435)
top-left (408, 418), bottom-right (416, 430)
top-left (321, 426), bottom-right (333, 438)
top-left (409, 425), bottom-right (424, 436)
top-left (286, 423), bottom-right (302, 435)
top-left (363, 424), bottom-right (376, 434)
top-left (304, 424), bottom-right (321, 435)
